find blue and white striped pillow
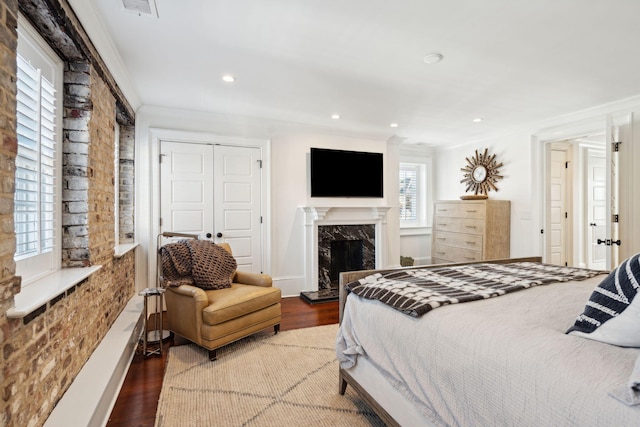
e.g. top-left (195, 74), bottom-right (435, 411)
top-left (567, 253), bottom-right (640, 347)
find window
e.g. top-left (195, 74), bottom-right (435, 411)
top-left (14, 17), bottom-right (63, 284)
top-left (399, 164), bottom-right (418, 221)
top-left (399, 159), bottom-right (432, 229)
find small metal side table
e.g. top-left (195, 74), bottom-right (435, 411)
top-left (139, 287), bottom-right (170, 357)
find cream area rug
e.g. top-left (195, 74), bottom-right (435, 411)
top-left (154, 324), bottom-right (385, 427)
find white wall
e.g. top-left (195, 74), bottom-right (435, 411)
top-left (433, 130), bottom-right (537, 258)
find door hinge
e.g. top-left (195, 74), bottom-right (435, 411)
top-left (612, 141), bottom-right (622, 152)
top-left (613, 214), bottom-right (619, 223)
top-left (257, 160), bottom-right (263, 168)
top-left (565, 161), bottom-right (568, 169)
top-left (260, 216), bottom-right (263, 224)
top-left (565, 212), bottom-right (568, 219)
top-left (159, 153), bottom-right (166, 163)
top-left (159, 217), bottom-right (163, 226)
top-left (540, 229), bottom-right (544, 234)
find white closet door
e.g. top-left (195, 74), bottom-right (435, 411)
top-left (160, 141), bottom-right (214, 238)
top-left (160, 141), bottom-right (263, 273)
top-left (214, 145), bottom-right (263, 273)
top-left (546, 147), bottom-right (569, 266)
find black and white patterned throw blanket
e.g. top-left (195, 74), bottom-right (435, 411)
top-left (347, 262), bottom-right (606, 317)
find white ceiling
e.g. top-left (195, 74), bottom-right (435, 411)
top-left (79, 0), bottom-right (640, 145)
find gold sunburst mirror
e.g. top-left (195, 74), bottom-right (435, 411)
top-left (460, 148), bottom-right (503, 197)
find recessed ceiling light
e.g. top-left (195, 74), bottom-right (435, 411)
top-left (473, 117), bottom-right (483, 123)
top-left (423, 53), bottom-right (443, 64)
top-left (222, 75), bottom-right (236, 83)
top-left (390, 123), bottom-right (399, 128)
top-left (331, 114), bottom-right (340, 120)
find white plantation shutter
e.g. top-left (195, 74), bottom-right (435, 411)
top-left (399, 164), bottom-right (418, 221)
top-left (14, 54), bottom-right (57, 258)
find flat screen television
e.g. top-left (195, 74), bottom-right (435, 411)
top-left (310, 148), bottom-right (383, 198)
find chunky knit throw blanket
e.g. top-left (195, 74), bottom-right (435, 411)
top-left (160, 240), bottom-right (237, 290)
top-left (347, 262), bottom-right (606, 317)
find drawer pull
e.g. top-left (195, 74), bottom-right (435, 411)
top-left (465, 241), bottom-right (476, 245)
top-left (437, 208), bottom-right (447, 212)
top-left (464, 256), bottom-right (475, 260)
top-left (438, 223), bottom-right (447, 226)
top-left (436, 251), bottom-right (446, 255)
top-left (465, 225), bottom-right (477, 229)
top-left (466, 210), bottom-right (477, 213)
top-left (437, 237), bottom-right (446, 240)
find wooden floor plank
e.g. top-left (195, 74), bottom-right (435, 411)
top-left (106, 296), bottom-right (339, 427)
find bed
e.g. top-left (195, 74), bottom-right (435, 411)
top-left (336, 256), bottom-right (640, 427)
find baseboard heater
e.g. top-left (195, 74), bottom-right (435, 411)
top-left (44, 296), bottom-right (144, 427)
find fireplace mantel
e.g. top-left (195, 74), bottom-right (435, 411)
top-left (300, 205), bottom-right (391, 291)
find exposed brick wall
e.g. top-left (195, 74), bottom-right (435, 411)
top-left (119, 125), bottom-right (135, 243)
top-left (0, 1), bottom-right (138, 426)
top-left (87, 68), bottom-right (116, 265)
top-left (62, 61), bottom-right (92, 267)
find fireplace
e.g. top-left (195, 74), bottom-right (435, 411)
top-left (318, 224), bottom-right (375, 290)
top-left (300, 206), bottom-right (389, 304)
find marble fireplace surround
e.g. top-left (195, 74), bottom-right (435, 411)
top-left (300, 206), bottom-right (391, 292)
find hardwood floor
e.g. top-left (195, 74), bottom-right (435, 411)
top-left (106, 296), bottom-right (339, 427)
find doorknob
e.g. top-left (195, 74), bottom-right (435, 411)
top-left (206, 233), bottom-right (212, 238)
top-left (589, 223), bottom-right (597, 227)
top-left (216, 232), bottom-right (223, 238)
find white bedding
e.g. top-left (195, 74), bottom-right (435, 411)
top-left (336, 275), bottom-right (640, 426)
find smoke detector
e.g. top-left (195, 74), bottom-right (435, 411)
top-left (121, 0), bottom-right (159, 18)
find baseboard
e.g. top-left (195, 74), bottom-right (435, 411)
top-left (44, 295), bottom-right (144, 427)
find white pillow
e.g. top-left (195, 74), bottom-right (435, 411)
top-left (567, 253), bottom-right (640, 347)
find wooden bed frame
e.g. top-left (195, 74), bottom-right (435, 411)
top-left (337, 256), bottom-right (542, 427)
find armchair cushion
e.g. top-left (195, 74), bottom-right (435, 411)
top-left (202, 284), bottom-right (281, 325)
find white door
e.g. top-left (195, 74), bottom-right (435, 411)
top-left (160, 141), bottom-right (214, 237)
top-left (160, 141), bottom-right (263, 273)
top-left (546, 146), bottom-right (570, 266)
top-left (586, 148), bottom-right (606, 269)
top-left (213, 145), bottom-right (263, 273)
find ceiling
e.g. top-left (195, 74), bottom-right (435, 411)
top-left (76, 0), bottom-right (640, 146)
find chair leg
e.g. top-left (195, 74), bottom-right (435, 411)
top-left (274, 324), bottom-right (280, 335)
top-left (209, 349), bottom-right (217, 361)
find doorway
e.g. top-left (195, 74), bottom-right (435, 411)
top-left (544, 136), bottom-right (603, 268)
top-left (541, 112), bottom-right (628, 270)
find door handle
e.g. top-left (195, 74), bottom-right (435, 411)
top-left (589, 223), bottom-right (597, 227)
top-left (216, 232), bottom-right (223, 238)
top-left (206, 233), bottom-right (212, 238)
top-left (597, 239), bottom-right (621, 246)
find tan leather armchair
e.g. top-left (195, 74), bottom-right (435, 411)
top-left (163, 243), bottom-right (281, 360)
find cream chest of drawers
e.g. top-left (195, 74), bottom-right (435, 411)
top-left (431, 200), bottom-right (510, 264)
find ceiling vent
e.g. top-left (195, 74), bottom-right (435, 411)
top-left (121, 0), bottom-right (159, 18)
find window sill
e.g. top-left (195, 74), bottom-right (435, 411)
top-left (114, 242), bottom-right (139, 258)
top-left (7, 265), bottom-right (102, 319)
top-left (400, 226), bottom-right (432, 236)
